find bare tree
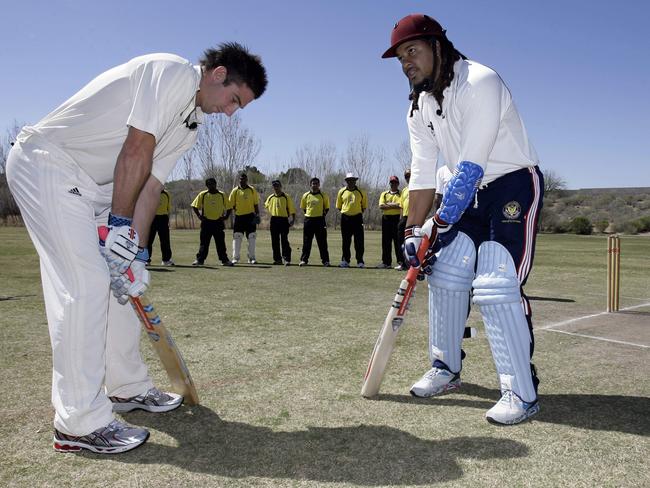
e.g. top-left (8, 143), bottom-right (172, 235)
top-left (342, 135), bottom-right (388, 230)
top-left (292, 142), bottom-right (338, 181)
top-left (543, 169), bottom-right (567, 194)
top-left (194, 116), bottom-right (221, 183)
top-left (343, 134), bottom-right (385, 189)
top-left (169, 149), bottom-right (199, 229)
top-left (215, 113), bottom-right (261, 190)
top-left (394, 139), bottom-right (412, 172)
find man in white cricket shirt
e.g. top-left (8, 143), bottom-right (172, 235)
top-left (6, 43), bottom-right (267, 453)
top-left (383, 14), bottom-right (544, 425)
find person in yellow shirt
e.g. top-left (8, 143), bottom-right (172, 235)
top-left (299, 177), bottom-right (330, 267)
top-left (147, 188), bottom-right (174, 266)
top-left (264, 180), bottom-right (295, 265)
top-left (191, 178), bottom-right (233, 266)
top-left (377, 175), bottom-right (402, 269)
top-left (229, 172), bottom-right (260, 264)
top-left (396, 169), bottom-right (411, 270)
top-left (335, 173), bottom-right (368, 268)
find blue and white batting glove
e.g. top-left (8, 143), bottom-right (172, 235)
top-left (99, 214), bottom-right (140, 274)
top-left (404, 222), bottom-right (440, 278)
top-left (403, 224), bottom-right (424, 268)
top-left (111, 248), bottom-right (151, 305)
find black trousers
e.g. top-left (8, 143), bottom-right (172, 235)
top-left (381, 214), bottom-right (401, 266)
top-left (147, 214), bottom-right (172, 262)
top-left (301, 216), bottom-right (329, 264)
top-left (340, 213), bottom-right (364, 264)
top-left (270, 216), bottom-right (291, 262)
top-left (397, 216), bottom-right (408, 268)
top-left (197, 219), bottom-right (229, 263)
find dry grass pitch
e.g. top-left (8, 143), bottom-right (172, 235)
top-left (1, 227), bottom-right (649, 487)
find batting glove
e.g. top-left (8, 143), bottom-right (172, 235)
top-left (99, 214), bottom-right (140, 274)
top-left (404, 222), bottom-right (440, 277)
top-left (403, 225), bottom-right (424, 268)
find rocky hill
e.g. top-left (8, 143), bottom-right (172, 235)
top-left (540, 187), bottom-right (650, 234)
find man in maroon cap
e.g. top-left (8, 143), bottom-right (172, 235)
top-left (377, 175), bottom-right (403, 269)
top-left (383, 14), bottom-right (544, 425)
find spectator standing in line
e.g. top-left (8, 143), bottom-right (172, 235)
top-left (377, 175), bottom-right (402, 269)
top-left (229, 172), bottom-right (260, 264)
top-left (299, 177), bottom-right (330, 267)
top-left (264, 179), bottom-right (295, 265)
top-left (147, 187), bottom-right (175, 266)
top-left (336, 173), bottom-right (368, 268)
top-left (191, 178), bottom-right (233, 266)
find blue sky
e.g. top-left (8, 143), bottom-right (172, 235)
top-left (1, 0), bottom-right (648, 189)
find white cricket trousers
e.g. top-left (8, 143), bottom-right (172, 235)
top-left (6, 134), bottom-right (153, 436)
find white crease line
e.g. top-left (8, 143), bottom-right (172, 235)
top-left (538, 302), bottom-right (650, 331)
top-left (543, 328), bottom-right (650, 349)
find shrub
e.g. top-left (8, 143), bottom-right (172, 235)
top-left (570, 216), bottom-right (592, 235)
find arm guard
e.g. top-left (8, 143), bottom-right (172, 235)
top-left (436, 161), bottom-right (484, 225)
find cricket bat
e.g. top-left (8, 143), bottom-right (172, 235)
top-left (99, 227), bottom-right (200, 405)
top-left (361, 233), bottom-right (433, 398)
top-left (361, 230), bottom-right (477, 398)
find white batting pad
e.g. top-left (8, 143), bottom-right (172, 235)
top-left (472, 241), bottom-right (536, 402)
top-left (232, 232), bottom-right (243, 261)
top-left (427, 231), bottom-right (476, 372)
top-left (247, 231), bottom-right (257, 260)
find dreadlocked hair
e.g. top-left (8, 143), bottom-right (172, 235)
top-left (409, 36), bottom-right (467, 117)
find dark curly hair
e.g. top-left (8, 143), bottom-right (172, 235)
top-left (409, 36), bottom-right (466, 117)
top-left (200, 42), bottom-right (268, 99)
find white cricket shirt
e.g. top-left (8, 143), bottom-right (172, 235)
top-left (23, 53), bottom-right (203, 185)
top-left (408, 59), bottom-right (539, 189)
top-left (435, 165), bottom-right (453, 194)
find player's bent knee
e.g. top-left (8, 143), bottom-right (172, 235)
top-left (472, 240), bottom-right (520, 306)
top-left (428, 231), bottom-right (476, 292)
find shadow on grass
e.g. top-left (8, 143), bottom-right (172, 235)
top-left (375, 383), bottom-right (650, 436)
top-left (111, 405), bottom-right (528, 485)
top-left (0, 294), bottom-right (37, 301)
top-left (528, 296), bottom-right (575, 303)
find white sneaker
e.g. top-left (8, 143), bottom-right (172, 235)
top-left (110, 387), bottom-right (183, 413)
top-left (339, 261), bottom-right (350, 268)
top-left (54, 420), bottom-right (149, 454)
top-left (299, 261), bottom-right (307, 267)
top-left (486, 390), bottom-right (540, 425)
top-left (410, 366), bottom-right (461, 398)
top-left (248, 258), bottom-right (257, 264)
top-left (358, 262), bottom-right (365, 268)
top-left (231, 258), bottom-right (239, 264)
top-left (161, 260), bottom-right (175, 266)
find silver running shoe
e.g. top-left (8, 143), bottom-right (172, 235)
top-left (410, 366), bottom-right (461, 398)
top-left (161, 260), bottom-right (175, 266)
top-left (110, 387), bottom-right (183, 413)
top-left (54, 420), bottom-right (149, 454)
top-left (486, 390), bottom-right (540, 425)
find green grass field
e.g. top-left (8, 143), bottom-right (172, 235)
top-left (1, 227), bottom-right (649, 487)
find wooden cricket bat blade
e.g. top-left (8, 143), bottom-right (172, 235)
top-left (361, 304), bottom-right (403, 397)
top-left (132, 295), bottom-right (200, 405)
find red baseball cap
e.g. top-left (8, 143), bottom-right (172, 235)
top-left (382, 14), bottom-right (445, 59)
